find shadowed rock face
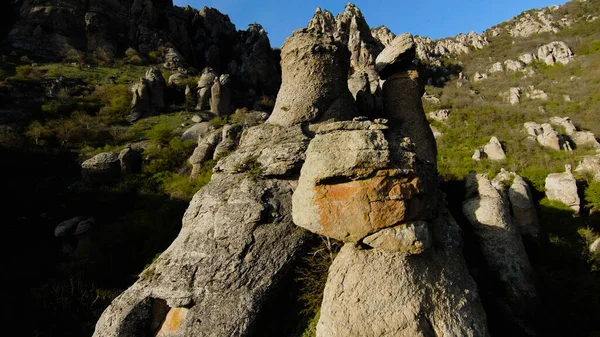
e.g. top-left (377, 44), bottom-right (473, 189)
top-left (463, 173), bottom-right (538, 335)
top-left (266, 29), bottom-right (357, 126)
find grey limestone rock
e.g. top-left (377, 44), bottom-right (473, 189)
top-left (214, 123), bottom-right (308, 178)
top-left (212, 124), bottom-right (239, 160)
top-left (180, 122), bottom-right (213, 144)
top-left (266, 30), bottom-right (358, 126)
top-left (128, 68), bottom-right (166, 122)
top-left (81, 152), bottom-right (121, 183)
top-left (118, 146), bottom-right (143, 174)
top-left (575, 155), bottom-right (600, 181)
top-left (482, 136), bottom-right (506, 161)
top-left (189, 130), bottom-right (222, 179)
top-left (316, 207), bottom-right (490, 337)
top-left (545, 165), bottom-right (581, 213)
top-left (537, 41), bottom-right (574, 65)
top-left (463, 173), bottom-right (538, 333)
top-left (375, 33), bottom-right (416, 80)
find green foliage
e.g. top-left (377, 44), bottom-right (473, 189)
top-left (585, 181), bottom-right (600, 210)
top-left (8, 65), bottom-right (43, 83)
top-left (143, 137), bottom-right (195, 175)
top-left (124, 48), bottom-right (143, 65)
top-left (26, 120), bottom-right (51, 145)
top-left (146, 122), bottom-right (174, 144)
top-left (161, 172), bottom-right (209, 201)
top-left (234, 156), bottom-right (263, 180)
top-left (209, 116), bottom-right (230, 128)
top-left (93, 84), bottom-right (132, 118)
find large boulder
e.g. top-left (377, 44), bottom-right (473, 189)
top-left (292, 120), bottom-right (436, 243)
top-left (266, 29), bottom-right (357, 126)
top-left (545, 165), bottom-right (581, 213)
top-left (492, 169), bottom-right (539, 238)
top-left (81, 152), bottom-right (120, 183)
top-left (375, 33), bottom-right (416, 80)
top-left (317, 216), bottom-right (490, 337)
top-left (189, 130), bottom-right (222, 179)
top-left (482, 136), bottom-right (506, 161)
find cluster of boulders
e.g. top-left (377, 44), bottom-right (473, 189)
top-left (193, 68), bottom-right (233, 115)
top-left (54, 216), bottom-right (95, 254)
top-left (414, 32), bottom-right (489, 62)
top-left (475, 41), bottom-right (574, 82)
top-left (472, 136), bottom-right (507, 161)
top-left (575, 154), bottom-right (600, 181)
top-left (524, 117), bottom-right (600, 152)
top-left (487, 5), bottom-right (572, 38)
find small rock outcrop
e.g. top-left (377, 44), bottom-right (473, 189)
top-left (575, 154), bottom-right (600, 181)
top-left (266, 29), bottom-right (357, 126)
top-left (463, 173), bottom-right (538, 334)
top-left (591, 238), bottom-right (600, 254)
top-left (545, 165), bottom-right (581, 213)
top-left (188, 130), bottom-right (222, 179)
top-left (538, 41), bottom-right (574, 66)
top-left (550, 116), bottom-right (600, 150)
top-left (473, 136), bottom-right (506, 161)
top-left (210, 75), bottom-right (233, 116)
top-left (128, 68), bottom-right (166, 122)
top-left (195, 68), bottom-right (218, 111)
top-left (502, 87), bottom-right (521, 105)
top-left (524, 122), bottom-right (572, 151)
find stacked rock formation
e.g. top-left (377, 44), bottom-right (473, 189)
top-left (92, 26), bottom-right (355, 337)
top-left (294, 33), bottom-right (489, 337)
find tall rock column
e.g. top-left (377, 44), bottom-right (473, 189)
top-left (266, 29), bottom-right (357, 126)
top-left (377, 33), bottom-right (438, 167)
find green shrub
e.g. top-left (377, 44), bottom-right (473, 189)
top-left (146, 122), bottom-right (174, 144)
top-left (143, 137), bottom-right (195, 175)
top-left (161, 173), bottom-right (208, 201)
top-left (93, 84), bottom-right (132, 118)
top-left (585, 181), bottom-right (600, 210)
top-left (209, 116), bottom-right (229, 128)
top-left (26, 121), bottom-right (51, 145)
top-left (124, 48), bottom-right (143, 65)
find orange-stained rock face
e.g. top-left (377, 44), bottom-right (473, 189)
top-left (156, 307), bottom-right (189, 336)
top-left (313, 170), bottom-right (425, 241)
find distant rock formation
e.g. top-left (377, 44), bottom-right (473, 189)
top-left (473, 136), bottom-right (507, 161)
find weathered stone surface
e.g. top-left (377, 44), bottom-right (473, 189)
top-left (538, 41), bottom-right (574, 65)
top-left (575, 155), bottom-right (600, 181)
top-left (482, 136), bottom-right (506, 161)
top-left (266, 30), bottom-right (357, 126)
top-left (213, 124), bottom-right (239, 160)
top-left (371, 26), bottom-right (396, 48)
top-left (524, 122), bottom-right (571, 151)
top-left (489, 62), bottom-right (504, 73)
top-left (382, 72), bottom-right (438, 166)
top-left (189, 130), bottom-right (222, 179)
top-left (502, 87), bottom-right (521, 105)
top-left (473, 72), bottom-right (488, 82)
top-left (375, 33), bottom-right (416, 80)
top-left (214, 123), bottom-right (309, 177)
top-left (93, 175), bottom-right (308, 337)
top-left (430, 125), bottom-right (442, 139)
top-left (293, 127), bottom-right (435, 242)
top-left (545, 165), bottom-right (581, 213)
top-left (492, 169), bottom-right (539, 238)
top-left (362, 221), bottom-right (432, 254)
top-left (504, 60), bottom-right (524, 72)
top-left (472, 149), bottom-right (484, 161)
top-left (519, 53), bottom-right (537, 64)
top-left (316, 207), bottom-right (490, 337)
top-left (181, 122), bottom-right (213, 144)
top-left (163, 47), bottom-right (185, 70)
top-left (525, 86), bottom-right (548, 100)
top-left (463, 173), bottom-right (538, 332)
top-left (81, 152), bottom-right (120, 183)
top-left (128, 68), bottom-right (166, 122)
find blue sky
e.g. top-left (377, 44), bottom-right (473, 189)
top-left (173, 0), bottom-right (568, 47)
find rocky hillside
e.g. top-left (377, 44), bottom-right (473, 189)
top-left (1, 1), bottom-right (599, 337)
